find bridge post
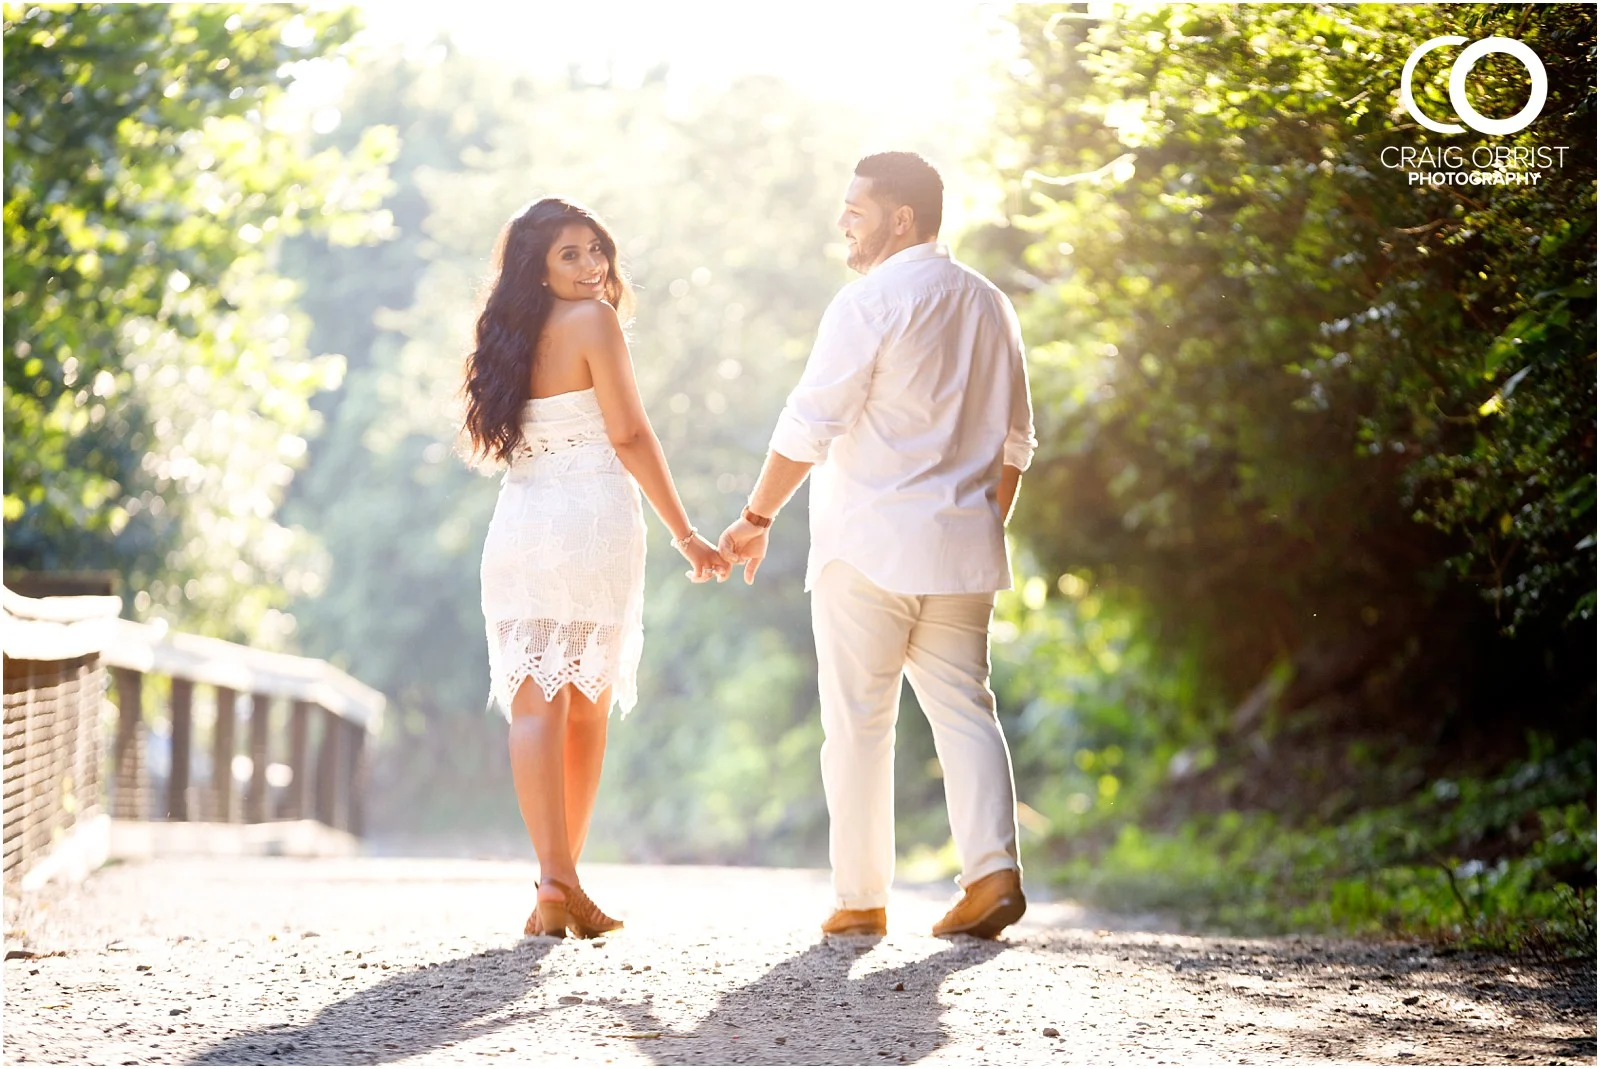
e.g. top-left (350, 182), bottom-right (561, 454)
top-left (110, 667), bottom-right (144, 820)
top-left (315, 706), bottom-right (344, 829)
top-left (212, 686), bottom-right (236, 822)
top-left (166, 677), bottom-right (192, 820)
top-left (342, 717), bottom-right (366, 834)
top-left (246, 692), bottom-right (271, 823)
top-left (285, 700), bottom-right (311, 820)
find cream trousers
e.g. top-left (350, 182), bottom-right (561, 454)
top-left (812, 560), bottom-right (1021, 910)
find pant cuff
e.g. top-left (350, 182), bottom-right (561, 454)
top-left (959, 860), bottom-right (1021, 890)
top-left (835, 892), bottom-right (890, 910)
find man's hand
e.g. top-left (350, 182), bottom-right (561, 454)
top-left (717, 517), bottom-right (770, 585)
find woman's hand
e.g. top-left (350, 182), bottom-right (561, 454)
top-left (678, 532), bottom-right (731, 583)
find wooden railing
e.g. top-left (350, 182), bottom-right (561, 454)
top-left (1, 589), bottom-right (120, 887)
top-left (2, 587), bottom-right (385, 886)
top-left (100, 618), bottom-right (384, 832)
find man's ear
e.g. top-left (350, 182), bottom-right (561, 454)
top-left (894, 204), bottom-right (916, 236)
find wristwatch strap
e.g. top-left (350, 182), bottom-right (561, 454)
top-left (742, 506), bottom-right (773, 529)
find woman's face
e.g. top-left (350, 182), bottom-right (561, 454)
top-left (542, 222), bottom-right (611, 302)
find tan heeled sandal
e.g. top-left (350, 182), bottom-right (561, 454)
top-left (524, 905), bottom-right (560, 938)
top-left (537, 878), bottom-right (623, 939)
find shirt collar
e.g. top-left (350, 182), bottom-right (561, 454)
top-left (875, 241), bottom-right (949, 271)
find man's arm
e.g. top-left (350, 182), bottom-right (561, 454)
top-left (720, 288), bottom-right (881, 584)
top-left (1000, 296), bottom-right (1036, 527)
top-left (718, 450), bottom-right (813, 584)
top-left (998, 462), bottom-right (1022, 526)
top-left (749, 450), bottom-right (814, 519)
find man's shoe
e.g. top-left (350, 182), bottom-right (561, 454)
top-left (932, 868), bottom-right (1026, 939)
top-left (821, 907), bottom-right (887, 937)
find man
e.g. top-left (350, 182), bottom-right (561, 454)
top-left (718, 151), bottom-right (1037, 939)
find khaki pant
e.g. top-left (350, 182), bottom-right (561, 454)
top-left (812, 560), bottom-right (1021, 910)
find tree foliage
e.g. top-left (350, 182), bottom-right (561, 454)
top-left (991, 2), bottom-right (1594, 730)
top-left (977, 2), bottom-right (1594, 944)
top-left (3, 2), bottom-right (393, 639)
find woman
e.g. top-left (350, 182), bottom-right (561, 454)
top-left (463, 198), bottom-right (728, 939)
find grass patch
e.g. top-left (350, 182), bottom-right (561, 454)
top-left (1051, 741), bottom-right (1596, 956)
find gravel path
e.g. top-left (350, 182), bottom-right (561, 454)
top-left (4, 858), bottom-right (1594, 1065)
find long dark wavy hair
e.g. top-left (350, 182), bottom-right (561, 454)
top-left (461, 197), bottom-right (631, 466)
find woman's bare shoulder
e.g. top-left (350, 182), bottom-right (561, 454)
top-left (536, 301), bottom-right (626, 393)
top-left (545, 298), bottom-right (622, 341)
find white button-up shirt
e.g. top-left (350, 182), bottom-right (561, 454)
top-left (769, 242), bottom-right (1037, 595)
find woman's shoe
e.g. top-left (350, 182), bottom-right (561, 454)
top-left (541, 878), bottom-right (624, 939)
top-left (524, 904), bottom-right (562, 939)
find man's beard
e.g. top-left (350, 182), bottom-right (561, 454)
top-left (845, 227), bottom-right (891, 274)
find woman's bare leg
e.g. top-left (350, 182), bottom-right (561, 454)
top-left (507, 679), bottom-right (579, 898)
top-left (564, 687), bottom-right (611, 862)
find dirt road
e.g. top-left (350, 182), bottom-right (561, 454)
top-left (4, 858), bottom-right (1593, 1064)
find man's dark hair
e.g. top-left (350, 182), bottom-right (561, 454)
top-left (854, 151), bottom-right (943, 238)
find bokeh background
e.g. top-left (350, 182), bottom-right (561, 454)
top-left (5, 2), bottom-right (1594, 952)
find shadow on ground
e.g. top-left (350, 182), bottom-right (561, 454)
top-left (596, 936), bottom-right (1006, 1065)
top-left (189, 940), bottom-right (556, 1065)
top-left (1059, 932), bottom-right (1599, 1064)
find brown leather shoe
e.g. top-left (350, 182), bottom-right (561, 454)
top-left (821, 907), bottom-right (887, 937)
top-left (932, 868), bottom-right (1026, 939)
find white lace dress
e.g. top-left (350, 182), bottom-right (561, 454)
top-left (480, 388), bottom-right (646, 717)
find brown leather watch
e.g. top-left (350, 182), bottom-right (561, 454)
top-left (741, 506), bottom-right (773, 529)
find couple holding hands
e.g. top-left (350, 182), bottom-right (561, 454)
top-left (465, 152), bottom-right (1036, 943)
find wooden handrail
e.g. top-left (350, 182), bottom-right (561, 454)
top-left (100, 619), bottom-right (385, 731)
top-left (2, 588), bottom-right (124, 659)
top-left (4, 587), bottom-right (383, 730)
top-left (3, 589), bottom-right (120, 886)
top-left (4, 586), bottom-right (383, 846)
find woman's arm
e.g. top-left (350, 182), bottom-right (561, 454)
top-left (571, 302), bottom-right (727, 580)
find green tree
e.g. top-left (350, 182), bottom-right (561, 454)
top-left (3, 3), bottom-right (394, 640)
top-left (973, 2), bottom-right (1594, 944)
top-left (988, 2), bottom-right (1593, 743)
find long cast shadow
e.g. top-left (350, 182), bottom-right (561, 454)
top-left (1112, 934), bottom-right (1598, 1063)
top-left (599, 936), bottom-right (1007, 1065)
top-left (189, 940), bottom-right (556, 1065)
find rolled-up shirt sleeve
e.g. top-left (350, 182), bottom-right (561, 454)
top-left (768, 286), bottom-right (883, 464)
top-left (1002, 313), bottom-right (1037, 472)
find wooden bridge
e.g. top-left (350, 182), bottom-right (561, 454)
top-left (2, 585), bottom-right (383, 892)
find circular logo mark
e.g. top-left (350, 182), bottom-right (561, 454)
top-left (1400, 36), bottom-right (1548, 136)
